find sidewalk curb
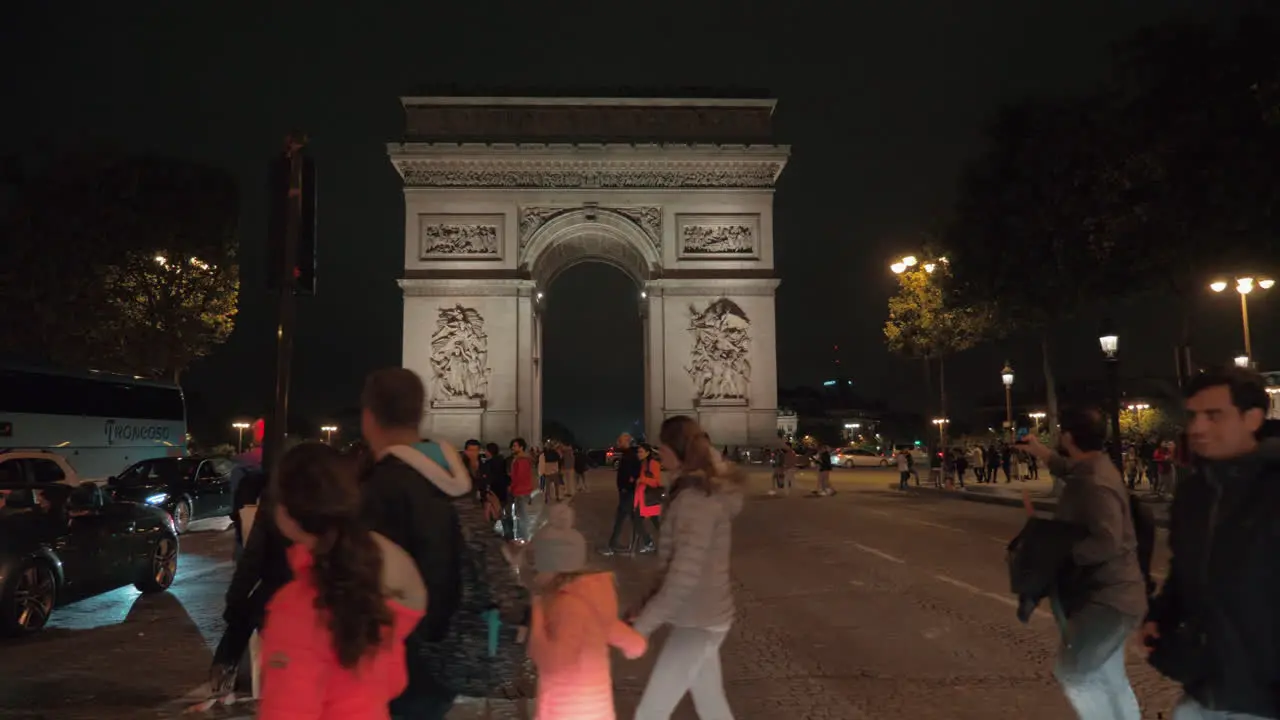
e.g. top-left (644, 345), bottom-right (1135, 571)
top-left (894, 484), bottom-right (1171, 528)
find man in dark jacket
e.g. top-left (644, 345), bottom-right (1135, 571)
top-left (603, 433), bottom-right (644, 555)
top-left (360, 368), bottom-right (472, 720)
top-left (1021, 407), bottom-right (1147, 719)
top-left (1145, 367), bottom-right (1280, 720)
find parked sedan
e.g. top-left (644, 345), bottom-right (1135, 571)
top-left (834, 448), bottom-right (890, 468)
top-left (107, 456), bottom-right (234, 534)
top-left (0, 481), bottom-right (179, 635)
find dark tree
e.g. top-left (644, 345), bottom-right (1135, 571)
top-left (1103, 15), bottom-right (1280, 371)
top-left (943, 96), bottom-right (1135, 437)
top-left (541, 419), bottom-right (578, 447)
top-left (0, 152), bottom-right (240, 381)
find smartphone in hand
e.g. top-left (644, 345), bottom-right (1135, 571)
top-left (1015, 427), bottom-right (1030, 444)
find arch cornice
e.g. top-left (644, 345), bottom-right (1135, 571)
top-left (522, 208), bottom-right (661, 287)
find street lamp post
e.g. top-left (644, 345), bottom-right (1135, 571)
top-left (1100, 322), bottom-right (1122, 470)
top-left (321, 425), bottom-right (338, 445)
top-left (1028, 411), bottom-right (1046, 436)
top-left (1001, 362), bottom-right (1014, 441)
top-left (232, 422), bottom-right (250, 453)
top-left (1126, 403), bottom-right (1149, 441)
top-left (932, 418), bottom-right (950, 446)
top-left (1210, 276), bottom-right (1273, 364)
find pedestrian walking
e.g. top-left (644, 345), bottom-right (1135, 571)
top-left (815, 446), bottom-right (835, 496)
top-left (258, 442), bottom-right (427, 720)
top-left (358, 368), bottom-right (474, 719)
top-left (602, 434), bottom-right (644, 556)
top-left (1145, 367), bottom-right (1280, 720)
top-left (1021, 409), bottom-right (1146, 720)
top-left (508, 439), bottom-right (535, 542)
top-left (573, 445), bottom-right (589, 493)
top-left (528, 503), bottom-right (647, 720)
top-left (897, 449), bottom-right (911, 490)
top-left (561, 443), bottom-right (576, 497)
top-left (783, 443), bottom-right (798, 495)
top-left (540, 442), bottom-right (564, 502)
top-left (629, 415), bottom-right (742, 720)
top-left (634, 443), bottom-right (663, 553)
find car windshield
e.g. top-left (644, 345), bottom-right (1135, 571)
top-left (115, 458), bottom-right (199, 487)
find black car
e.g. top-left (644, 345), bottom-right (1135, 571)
top-left (0, 481), bottom-right (179, 635)
top-left (108, 456), bottom-right (234, 534)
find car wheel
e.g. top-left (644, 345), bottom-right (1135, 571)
top-left (880, 459), bottom-right (889, 467)
top-left (172, 498), bottom-right (192, 534)
top-left (136, 534), bottom-right (178, 593)
top-left (1, 560), bottom-right (56, 636)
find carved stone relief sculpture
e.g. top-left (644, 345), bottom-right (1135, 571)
top-left (419, 214), bottom-right (503, 259)
top-left (428, 304), bottom-right (491, 403)
top-left (686, 298), bottom-right (752, 401)
top-left (676, 214), bottom-right (760, 259)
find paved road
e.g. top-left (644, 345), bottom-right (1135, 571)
top-left (0, 467), bottom-right (1183, 719)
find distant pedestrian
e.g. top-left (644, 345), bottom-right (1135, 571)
top-left (897, 449), bottom-right (911, 490)
top-left (815, 446), bottom-right (835, 496)
top-left (561, 443), bottom-right (577, 497)
top-left (573, 445), bottom-right (589, 492)
top-left (602, 434), bottom-right (643, 556)
top-left (634, 443), bottom-right (663, 552)
top-left (509, 439), bottom-right (535, 541)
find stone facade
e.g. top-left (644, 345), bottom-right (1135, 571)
top-left (392, 96), bottom-right (789, 446)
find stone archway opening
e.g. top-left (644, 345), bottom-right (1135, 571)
top-left (525, 216), bottom-right (657, 447)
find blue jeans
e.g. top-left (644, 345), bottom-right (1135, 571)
top-left (1173, 697), bottom-right (1270, 720)
top-left (1053, 604), bottom-right (1141, 720)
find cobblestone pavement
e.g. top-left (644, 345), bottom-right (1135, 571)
top-left (0, 468), bottom-right (1184, 719)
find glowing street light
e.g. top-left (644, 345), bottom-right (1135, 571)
top-left (890, 262), bottom-right (907, 274)
top-left (1028, 410), bottom-right (1046, 434)
top-left (321, 425), bottom-right (338, 444)
top-left (932, 417), bottom-right (950, 445)
top-left (923, 263), bottom-right (936, 273)
top-left (1235, 355), bottom-right (1251, 368)
top-left (232, 421), bottom-right (251, 453)
top-left (902, 255), bottom-right (918, 267)
top-left (1210, 275), bottom-right (1273, 360)
top-left (1126, 403), bottom-right (1150, 412)
top-left (1001, 362), bottom-right (1014, 441)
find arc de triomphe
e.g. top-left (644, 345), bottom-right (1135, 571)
top-left (389, 95), bottom-right (790, 446)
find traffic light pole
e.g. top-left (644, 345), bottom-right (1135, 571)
top-left (263, 134), bottom-right (306, 475)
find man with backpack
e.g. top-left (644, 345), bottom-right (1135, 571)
top-left (1145, 367), bottom-right (1280, 720)
top-left (359, 368), bottom-right (473, 719)
top-left (1020, 407), bottom-right (1147, 719)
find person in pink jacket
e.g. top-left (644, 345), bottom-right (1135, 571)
top-left (258, 443), bottom-right (427, 720)
top-left (528, 503), bottom-right (646, 719)
top-left (633, 443), bottom-right (663, 553)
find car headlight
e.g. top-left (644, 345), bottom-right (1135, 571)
top-left (145, 493), bottom-right (169, 506)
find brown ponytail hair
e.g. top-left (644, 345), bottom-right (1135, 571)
top-left (273, 442), bottom-right (393, 669)
top-left (658, 415), bottom-right (743, 496)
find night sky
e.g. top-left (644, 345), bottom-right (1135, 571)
top-left (3, 1), bottom-right (1273, 447)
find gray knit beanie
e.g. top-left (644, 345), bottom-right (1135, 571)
top-left (533, 503), bottom-right (587, 575)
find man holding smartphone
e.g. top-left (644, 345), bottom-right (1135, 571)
top-left (1019, 408), bottom-right (1146, 719)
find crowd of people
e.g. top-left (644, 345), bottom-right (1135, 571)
top-left (209, 367), bottom-right (746, 720)
top-left (201, 362), bottom-right (1280, 720)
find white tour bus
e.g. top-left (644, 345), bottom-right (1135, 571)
top-left (0, 366), bottom-right (188, 482)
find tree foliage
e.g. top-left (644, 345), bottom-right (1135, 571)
top-left (0, 152), bottom-right (240, 380)
top-left (1118, 405), bottom-right (1181, 442)
top-left (884, 262), bottom-right (993, 360)
top-left (1104, 15), bottom-right (1280, 295)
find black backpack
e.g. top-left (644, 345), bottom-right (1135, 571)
top-left (1129, 493), bottom-right (1157, 597)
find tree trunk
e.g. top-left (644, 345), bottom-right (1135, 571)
top-left (1041, 331), bottom-right (1063, 496)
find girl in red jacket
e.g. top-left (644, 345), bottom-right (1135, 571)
top-left (259, 443), bottom-right (427, 720)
